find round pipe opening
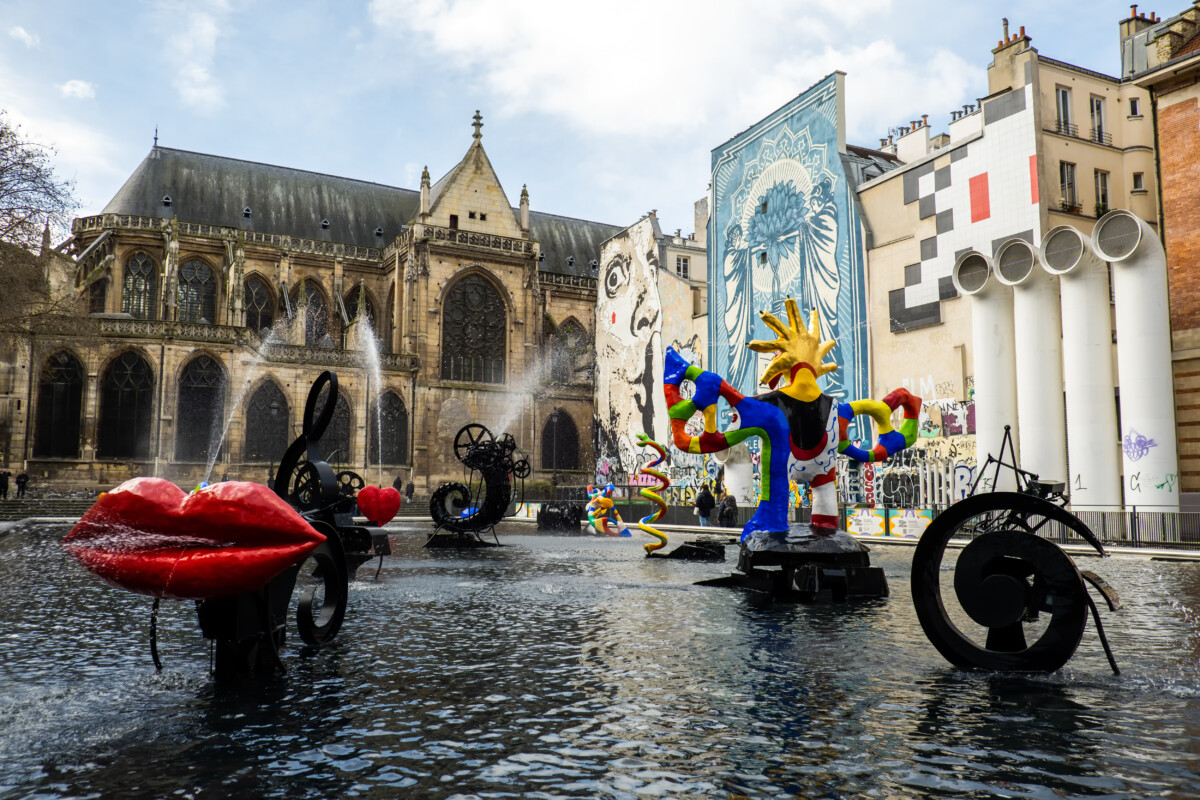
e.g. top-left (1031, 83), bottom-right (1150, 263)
top-left (952, 251), bottom-right (991, 295)
top-left (1092, 210), bottom-right (1143, 262)
top-left (1040, 226), bottom-right (1085, 274)
top-left (994, 239), bottom-right (1037, 285)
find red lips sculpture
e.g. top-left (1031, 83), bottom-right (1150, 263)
top-left (357, 485), bottom-right (402, 527)
top-left (63, 477), bottom-right (325, 601)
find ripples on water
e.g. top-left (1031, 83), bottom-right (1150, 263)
top-left (1, 522), bottom-right (1199, 799)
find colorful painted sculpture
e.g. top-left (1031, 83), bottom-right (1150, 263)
top-left (664, 298), bottom-right (920, 539)
top-left (586, 483), bottom-right (630, 536)
top-left (635, 434), bottom-right (669, 554)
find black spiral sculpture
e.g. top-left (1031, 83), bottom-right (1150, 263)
top-left (428, 423), bottom-right (530, 544)
top-left (910, 428), bottom-right (1121, 674)
top-left (195, 370), bottom-right (389, 679)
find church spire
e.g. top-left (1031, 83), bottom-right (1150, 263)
top-left (472, 110), bottom-right (483, 142)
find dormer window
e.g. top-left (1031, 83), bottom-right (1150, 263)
top-left (567, 256), bottom-right (575, 267)
top-left (243, 207), bottom-right (252, 219)
top-left (321, 218), bottom-right (330, 230)
top-left (162, 196), bottom-right (172, 208)
top-left (375, 227), bottom-right (384, 238)
top-left (538, 252), bottom-right (545, 262)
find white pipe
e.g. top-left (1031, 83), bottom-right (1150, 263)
top-left (994, 238), bottom-right (1068, 486)
top-left (953, 251), bottom-right (1020, 490)
top-left (1091, 210), bottom-right (1180, 510)
top-left (1039, 225), bottom-right (1122, 511)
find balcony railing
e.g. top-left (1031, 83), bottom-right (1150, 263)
top-left (1090, 127), bottom-right (1113, 146)
top-left (1052, 119), bottom-right (1078, 137)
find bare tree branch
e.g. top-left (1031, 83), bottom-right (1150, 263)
top-left (0, 110), bottom-right (78, 251)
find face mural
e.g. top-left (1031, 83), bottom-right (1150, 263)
top-left (710, 73), bottom-right (868, 413)
top-left (594, 218), bottom-right (663, 483)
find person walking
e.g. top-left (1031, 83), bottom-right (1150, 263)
top-left (0, 467), bottom-right (9, 500)
top-left (404, 477), bottom-right (415, 503)
top-left (719, 492), bottom-right (739, 528)
top-left (694, 483), bottom-right (716, 527)
top-left (15, 470), bottom-right (29, 499)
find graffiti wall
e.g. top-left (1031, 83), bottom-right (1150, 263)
top-left (709, 73), bottom-right (869, 417)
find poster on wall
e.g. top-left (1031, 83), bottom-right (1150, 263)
top-left (708, 72), bottom-right (869, 425)
top-left (887, 508), bottom-right (933, 538)
top-left (846, 507), bottom-right (887, 536)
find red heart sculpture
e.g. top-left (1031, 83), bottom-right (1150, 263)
top-left (357, 485), bottom-right (402, 527)
top-left (62, 477), bottom-right (325, 601)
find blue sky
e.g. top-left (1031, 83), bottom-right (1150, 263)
top-left (1, 0), bottom-right (1141, 239)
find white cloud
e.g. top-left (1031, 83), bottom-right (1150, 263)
top-left (8, 26), bottom-right (39, 48)
top-left (158, 2), bottom-right (231, 113)
top-left (364, 0), bottom-right (973, 148)
top-left (58, 80), bottom-right (96, 100)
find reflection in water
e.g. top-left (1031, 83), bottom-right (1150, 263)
top-left (1, 522), bottom-right (1198, 798)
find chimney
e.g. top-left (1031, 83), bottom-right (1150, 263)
top-left (1003, 17), bottom-right (1009, 40)
top-left (921, 114), bottom-right (929, 127)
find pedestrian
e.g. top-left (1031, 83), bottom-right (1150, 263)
top-left (393, 475), bottom-right (404, 493)
top-left (694, 483), bottom-right (716, 527)
top-left (15, 470), bottom-right (29, 499)
top-left (220, 473), bottom-right (230, 482)
top-left (0, 467), bottom-right (9, 500)
top-left (719, 492), bottom-right (739, 528)
top-left (404, 477), bottom-right (415, 503)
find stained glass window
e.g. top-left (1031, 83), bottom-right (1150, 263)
top-left (441, 275), bottom-right (505, 383)
top-left (88, 279), bottom-right (106, 314)
top-left (121, 252), bottom-right (158, 320)
top-left (178, 259), bottom-right (216, 323)
top-left (98, 351), bottom-right (154, 459)
top-left (541, 410), bottom-right (578, 471)
top-left (298, 280), bottom-right (329, 346)
top-left (369, 392), bottom-right (409, 465)
top-left (244, 380), bottom-right (289, 462)
top-left (33, 351), bottom-right (84, 458)
top-left (176, 355), bottom-right (225, 462)
top-left (549, 319), bottom-right (587, 384)
top-left (312, 384), bottom-right (352, 465)
top-left (244, 276), bottom-right (274, 335)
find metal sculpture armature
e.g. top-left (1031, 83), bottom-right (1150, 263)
top-left (911, 427), bottom-right (1122, 674)
top-left (428, 423), bottom-right (530, 545)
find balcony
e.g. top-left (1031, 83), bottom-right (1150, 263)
top-left (1052, 119), bottom-right (1078, 137)
top-left (1090, 127), bottom-right (1113, 146)
top-left (1059, 198), bottom-right (1082, 214)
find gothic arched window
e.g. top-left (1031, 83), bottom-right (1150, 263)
top-left (344, 285), bottom-right (376, 327)
top-left (121, 252), bottom-right (158, 320)
top-left (244, 275), bottom-right (275, 336)
top-left (176, 355), bottom-right (226, 462)
top-left (369, 391), bottom-right (409, 466)
top-left (88, 278), bottom-right (107, 314)
top-left (312, 384), bottom-right (352, 465)
top-left (297, 280), bottom-right (330, 346)
top-left (98, 351), bottom-right (154, 459)
top-left (178, 258), bottom-right (217, 323)
top-left (441, 274), bottom-right (505, 383)
top-left (549, 319), bottom-right (587, 384)
top-left (33, 351), bottom-right (84, 458)
top-left (244, 380), bottom-right (289, 462)
top-left (541, 409), bottom-right (579, 471)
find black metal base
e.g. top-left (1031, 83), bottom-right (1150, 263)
top-left (696, 525), bottom-right (888, 602)
top-left (648, 539), bottom-right (729, 561)
top-left (536, 502), bottom-right (584, 532)
top-left (425, 530), bottom-right (501, 548)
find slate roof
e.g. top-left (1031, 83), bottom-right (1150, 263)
top-left (101, 147), bottom-right (622, 276)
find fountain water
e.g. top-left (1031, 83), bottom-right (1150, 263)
top-left (356, 315), bottom-right (386, 487)
top-left (204, 320), bottom-right (287, 483)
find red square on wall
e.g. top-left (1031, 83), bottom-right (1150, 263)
top-left (970, 173), bottom-right (990, 222)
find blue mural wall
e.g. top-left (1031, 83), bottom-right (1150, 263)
top-left (708, 74), bottom-right (868, 424)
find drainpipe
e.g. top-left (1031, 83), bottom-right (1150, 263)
top-left (1091, 210), bottom-right (1179, 510)
top-left (952, 251), bottom-right (1020, 490)
top-left (1039, 225), bottom-right (1122, 510)
top-left (994, 237), bottom-right (1067, 485)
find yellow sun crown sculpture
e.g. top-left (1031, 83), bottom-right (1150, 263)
top-left (749, 299), bottom-right (836, 401)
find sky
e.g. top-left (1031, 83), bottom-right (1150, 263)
top-left (0, 0), bottom-right (1146, 239)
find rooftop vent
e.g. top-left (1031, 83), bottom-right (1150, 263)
top-left (567, 256), bottom-right (575, 267)
top-left (1094, 212), bottom-right (1142, 261)
top-left (321, 219), bottom-right (330, 230)
top-left (243, 207), bottom-right (252, 219)
top-left (996, 240), bottom-right (1035, 284)
top-left (375, 227), bottom-right (384, 238)
top-left (538, 252), bottom-right (545, 262)
top-left (162, 196), bottom-right (172, 208)
top-left (955, 253), bottom-right (990, 294)
top-left (1041, 227), bottom-right (1084, 273)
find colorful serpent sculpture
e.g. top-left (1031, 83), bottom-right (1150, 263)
top-left (635, 433), bottom-right (669, 554)
top-left (586, 483), bottom-right (630, 536)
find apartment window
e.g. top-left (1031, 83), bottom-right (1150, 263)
top-left (676, 255), bottom-right (690, 279)
top-left (1055, 86), bottom-right (1073, 134)
top-left (1060, 161), bottom-right (1078, 209)
top-left (1090, 95), bottom-right (1108, 144)
top-left (1129, 97), bottom-right (1141, 117)
top-left (1132, 172), bottom-right (1145, 191)
top-left (1094, 170), bottom-right (1109, 216)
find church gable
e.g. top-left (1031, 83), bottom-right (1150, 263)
top-left (428, 113), bottom-right (524, 238)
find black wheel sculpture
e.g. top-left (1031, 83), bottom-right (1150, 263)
top-left (911, 492), bottom-right (1119, 673)
top-left (429, 423), bottom-right (527, 543)
top-left (295, 522), bottom-right (348, 646)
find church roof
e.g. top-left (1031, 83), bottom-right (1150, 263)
top-left (101, 146), bottom-right (622, 276)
